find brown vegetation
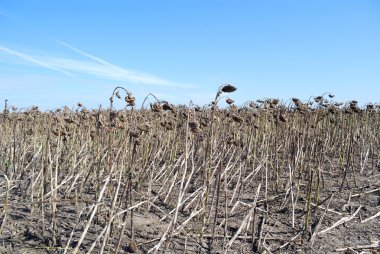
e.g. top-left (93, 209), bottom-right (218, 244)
top-left (0, 86), bottom-right (379, 253)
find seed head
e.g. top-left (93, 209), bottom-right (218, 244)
top-left (292, 98), bottom-right (301, 106)
top-left (127, 240), bottom-right (138, 253)
top-left (129, 130), bottom-right (140, 138)
top-left (328, 106), bottom-right (338, 114)
top-left (162, 102), bottom-right (175, 111)
top-left (90, 130), bottom-right (96, 139)
top-left (81, 108), bottom-right (89, 114)
top-left (64, 117), bottom-right (75, 124)
top-left (137, 122), bottom-right (151, 132)
top-left (271, 99), bottom-right (279, 105)
top-left (279, 114), bottom-right (288, 122)
top-left (125, 94), bottom-right (136, 106)
top-left (52, 129), bottom-right (61, 136)
top-left (233, 140), bottom-right (242, 147)
top-left (189, 120), bottom-right (200, 133)
top-left (26, 129), bottom-right (33, 135)
top-left (189, 121), bottom-right (199, 130)
top-left (231, 114), bottom-right (243, 123)
top-left (314, 96), bottom-right (323, 103)
top-left (221, 84), bottom-right (237, 93)
top-left (200, 118), bottom-right (209, 127)
top-left (119, 114), bottom-right (127, 122)
top-left (345, 108), bottom-right (353, 114)
top-left (151, 103), bottom-right (162, 112)
top-left (226, 98), bottom-right (234, 105)
top-left (162, 121), bottom-right (174, 131)
top-left (366, 104), bottom-right (374, 111)
top-left (226, 135), bottom-right (234, 145)
top-left (249, 102), bottom-right (256, 108)
top-left (110, 111), bottom-right (117, 121)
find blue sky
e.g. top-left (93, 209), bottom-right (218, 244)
top-left (1, 1), bottom-right (379, 109)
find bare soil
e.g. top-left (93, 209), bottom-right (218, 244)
top-left (0, 162), bottom-right (379, 253)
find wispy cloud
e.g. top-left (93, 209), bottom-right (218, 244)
top-left (0, 8), bottom-right (16, 20)
top-left (40, 56), bottom-right (169, 85)
top-left (0, 9), bottom-right (9, 17)
top-left (56, 40), bottom-right (125, 70)
top-left (0, 46), bottom-right (74, 76)
top-left (55, 40), bottom-right (183, 87)
top-left (0, 42), bottom-right (192, 88)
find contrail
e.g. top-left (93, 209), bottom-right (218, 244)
top-left (56, 40), bottom-right (121, 69)
top-left (55, 40), bottom-right (172, 85)
top-left (0, 45), bottom-right (73, 76)
top-left (0, 9), bottom-right (10, 18)
top-left (0, 8), bottom-right (19, 21)
top-left (0, 41), bottom-right (193, 88)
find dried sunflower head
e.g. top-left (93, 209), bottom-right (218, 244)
top-left (189, 120), bottom-right (201, 133)
top-left (137, 122), bottom-right (151, 132)
top-left (366, 104), bottom-right (374, 111)
top-left (189, 121), bottom-right (199, 130)
top-left (151, 103), bottom-right (162, 112)
top-left (125, 94), bottom-right (136, 106)
top-left (226, 98), bottom-right (234, 105)
top-left (127, 240), bottom-right (138, 253)
top-left (162, 102), bottom-right (175, 111)
top-left (314, 96), bottom-right (323, 103)
top-left (292, 98), bottom-right (301, 106)
top-left (129, 130), bottom-right (140, 138)
top-left (221, 84), bottom-right (237, 93)
top-left (279, 114), bottom-right (288, 122)
top-left (271, 99), bottom-right (279, 105)
top-left (231, 114), bottom-right (243, 123)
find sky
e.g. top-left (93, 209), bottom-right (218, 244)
top-left (1, 0), bottom-right (379, 110)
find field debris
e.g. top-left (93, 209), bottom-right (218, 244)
top-left (0, 87), bottom-right (379, 253)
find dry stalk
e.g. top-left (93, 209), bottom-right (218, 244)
top-left (225, 183), bottom-right (261, 252)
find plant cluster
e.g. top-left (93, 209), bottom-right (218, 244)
top-left (0, 86), bottom-right (379, 253)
